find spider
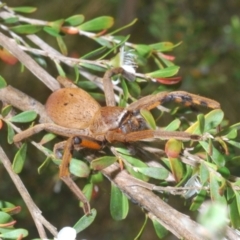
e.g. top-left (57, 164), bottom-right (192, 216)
top-left (13, 67), bottom-right (220, 214)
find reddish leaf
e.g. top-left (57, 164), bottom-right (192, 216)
top-left (0, 220), bottom-right (16, 227)
top-left (4, 205), bottom-right (21, 215)
top-left (165, 139), bottom-right (182, 158)
top-left (155, 76), bottom-right (182, 85)
top-left (61, 26), bottom-right (79, 35)
top-left (0, 48), bottom-right (18, 65)
top-left (158, 52), bottom-right (176, 61)
top-left (0, 119), bottom-right (3, 129)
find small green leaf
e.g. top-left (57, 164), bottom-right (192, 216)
top-left (120, 154), bottom-right (147, 168)
top-left (229, 122), bottom-right (240, 131)
top-left (39, 133), bottom-right (56, 145)
top-left (150, 41), bottom-right (181, 52)
top-left (0, 75), bottom-right (7, 88)
top-left (54, 62), bottom-right (65, 78)
top-left (43, 26), bottom-right (61, 37)
top-left (0, 228), bottom-right (28, 238)
top-left (190, 189), bottom-right (207, 211)
top-left (186, 109), bottom-right (224, 134)
top-left (229, 195), bottom-right (240, 228)
top-left (0, 201), bottom-right (15, 209)
top-left (12, 143), bottom-right (27, 174)
top-left (217, 166), bottom-right (230, 178)
top-left (126, 165), bottom-right (148, 181)
top-left (10, 24), bottom-right (42, 34)
top-left (199, 162), bottom-right (209, 184)
top-left (115, 147), bottom-right (131, 155)
top-left (73, 209), bottom-right (97, 233)
top-left (11, 6), bottom-right (37, 13)
top-left (164, 119), bottom-right (181, 131)
top-left (9, 110), bottom-right (37, 123)
top-left (226, 186), bottom-right (235, 201)
top-left (134, 215), bottom-right (148, 239)
top-left (89, 92), bottom-right (105, 102)
top-left (197, 114), bottom-right (205, 134)
top-left (200, 141), bottom-right (225, 167)
top-left (133, 44), bottom-right (151, 56)
top-left (235, 191), bottom-right (240, 216)
top-left (209, 173), bottom-right (226, 204)
top-left (178, 165), bottom-right (193, 188)
top-left (65, 14), bottom-right (85, 26)
top-left (94, 37), bottom-right (113, 48)
top-left (121, 79), bottom-right (129, 100)
top-left (91, 156), bottom-right (117, 170)
top-left (37, 156), bottom-right (51, 174)
top-left (0, 211), bottom-right (13, 224)
top-left (57, 36), bottom-right (68, 55)
top-left (223, 128), bottom-right (238, 139)
top-left (140, 109), bottom-right (156, 130)
top-left (152, 218), bottom-right (168, 239)
top-left (78, 16), bottom-right (114, 31)
top-left (203, 109), bottom-right (224, 132)
top-left (6, 122), bottom-right (15, 144)
top-left (119, 153), bottom-right (149, 181)
top-left (136, 167), bottom-right (169, 180)
top-left (4, 17), bottom-right (19, 24)
top-left (82, 183), bottom-right (93, 202)
top-left (147, 66), bottom-right (180, 78)
top-left (110, 183), bottom-right (129, 221)
top-left (69, 158), bottom-right (90, 177)
top-left (48, 19), bottom-right (64, 31)
top-left (126, 81), bottom-right (141, 99)
top-left (80, 62), bottom-right (106, 72)
top-left (1, 105), bottom-right (12, 117)
top-left (168, 157), bottom-right (184, 182)
top-left (77, 81), bottom-right (97, 90)
top-left (90, 172), bottom-right (104, 183)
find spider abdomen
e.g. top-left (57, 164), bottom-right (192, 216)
top-left (45, 88), bottom-right (101, 129)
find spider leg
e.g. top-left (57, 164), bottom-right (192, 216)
top-left (105, 129), bottom-right (200, 143)
top-left (127, 91), bottom-right (220, 112)
top-left (59, 137), bottom-right (74, 177)
top-left (102, 67), bottom-right (125, 107)
top-left (59, 137), bottom-right (91, 215)
top-left (13, 123), bottom-right (90, 142)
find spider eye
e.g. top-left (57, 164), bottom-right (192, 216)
top-left (73, 137), bottom-right (82, 145)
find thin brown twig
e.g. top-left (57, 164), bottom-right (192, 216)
top-left (0, 32), bottom-right (60, 92)
top-left (0, 146), bottom-right (58, 238)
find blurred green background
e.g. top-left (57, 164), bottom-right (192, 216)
top-left (1, 1), bottom-right (240, 239)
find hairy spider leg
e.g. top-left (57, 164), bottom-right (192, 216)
top-left (127, 91), bottom-right (220, 112)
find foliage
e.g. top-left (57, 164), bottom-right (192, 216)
top-left (0, 2), bottom-right (240, 240)
top-left (0, 201), bottom-right (28, 239)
